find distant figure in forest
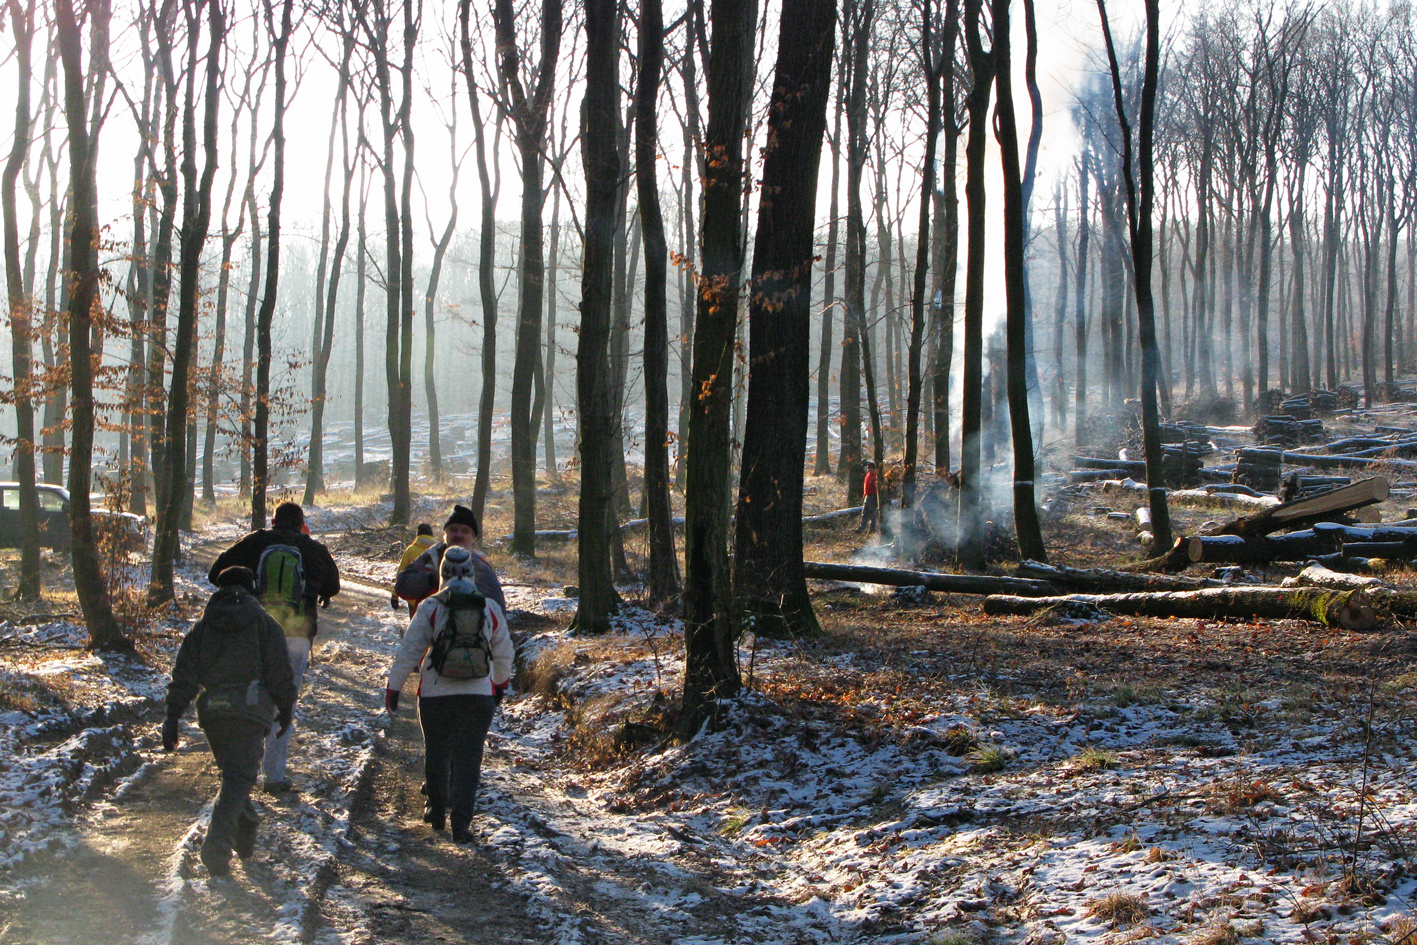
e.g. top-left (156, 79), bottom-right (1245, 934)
top-left (163, 566), bottom-right (296, 879)
top-left (385, 545), bottom-right (513, 843)
top-left (395, 505), bottom-right (505, 612)
top-left (857, 461), bottom-right (879, 535)
top-left (208, 501), bottom-right (341, 794)
top-left (391, 523), bottom-right (437, 612)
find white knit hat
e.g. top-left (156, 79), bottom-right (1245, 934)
top-left (440, 545), bottom-right (475, 587)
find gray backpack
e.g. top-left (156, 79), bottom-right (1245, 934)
top-left (428, 587), bottom-right (491, 680)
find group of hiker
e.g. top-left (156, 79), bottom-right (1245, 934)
top-left (162, 500), bottom-right (511, 878)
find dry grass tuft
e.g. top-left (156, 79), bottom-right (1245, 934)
top-left (1085, 891), bottom-right (1150, 928)
top-left (1187, 921), bottom-right (1242, 945)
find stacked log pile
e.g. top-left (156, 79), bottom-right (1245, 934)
top-left (1254, 416), bottom-right (1325, 448)
top-left (1232, 448), bottom-right (1284, 491)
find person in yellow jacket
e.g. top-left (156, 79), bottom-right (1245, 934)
top-left (391, 523), bottom-right (437, 611)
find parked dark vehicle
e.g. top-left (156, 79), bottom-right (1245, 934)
top-left (0, 482), bottom-right (147, 552)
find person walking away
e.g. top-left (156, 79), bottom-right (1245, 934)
top-left (391, 523), bottom-right (437, 611)
top-left (858, 460), bottom-right (880, 534)
top-left (385, 545), bottom-right (512, 844)
top-left (395, 504), bottom-right (505, 612)
top-left (163, 566), bottom-right (296, 878)
top-left (209, 501), bottom-right (340, 793)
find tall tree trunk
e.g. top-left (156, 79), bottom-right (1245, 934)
top-left (56, 0), bottom-right (122, 649)
top-left (836, 0), bottom-right (871, 494)
top-left (957, 0), bottom-right (992, 569)
top-left (932, 0), bottom-right (959, 473)
top-left (3, 0), bottom-right (41, 599)
top-left (495, 0), bottom-right (563, 557)
top-left (681, 0), bottom-right (754, 735)
top-left (733, 0), bottom-right (835, 639)
top-left (814, 51), bottom-right (845, 478)
top-left (421, 89), bottom-right (461, 485)
top-left (993, 0), bottom-right (1044, 562)
top-left (904, 0), bottom-right (944, 519)
top-left (636, 0), bottom-right (679, 604)
top-left (304, 25), bottom-right (354, 504)
top-left (573, 0), bottom-right (622, 634)
top-left (1097, 0), bottom-right (1171, 554)
top-left (1073, 156), bottom-right (1091, 446)
top-left (150, 0), bottom-right (223, 604)
top-left (252, 0), bottom-right (293, 531)
top-left (459, 0), bottom-right (500, 522)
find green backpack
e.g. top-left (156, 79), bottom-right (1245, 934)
top-left (428, 587), bottom-right (491, 680)
top-left (256, 543), bottom-right (306, 613)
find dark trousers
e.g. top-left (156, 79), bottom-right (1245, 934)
top-left (418, 694), bottom-right (495, 832)
top-left (859, 493), bottom-right (879, 533)
top-left (203, 721), bottom-right (266, 870)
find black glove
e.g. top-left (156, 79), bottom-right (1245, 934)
top-left (389, 593), bottom-right (401, 611)
top-left (162, 716), bottom-right (180, 751)
top-left (385, 688), bottom-right (400, 714)
top-left (318, 595), bottom-right (332, 609)
top-left (275, 710), bottom-right (292, 739)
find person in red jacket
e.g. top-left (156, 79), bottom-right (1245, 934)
top-left (857, 460), bottom-right (879, 534)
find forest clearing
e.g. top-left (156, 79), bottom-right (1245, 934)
top-left (1, 420), bottom-right (1417, 945)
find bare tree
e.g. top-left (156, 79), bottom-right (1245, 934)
top-left (3, 0), bottom-right (42, 599)
top-left (56, 0), bottom-right (122, 648)
top-left (494, 0), bottom-right (563, 557)
top-left (733, 0), bottom-right (837, 638)
top-left (680, 0), bottom-right (755, 735)
top-left (251, 0), bottom-right (294, 530)
top-left (150, 0), bottom-right (224, 604)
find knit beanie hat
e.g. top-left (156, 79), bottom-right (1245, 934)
top-left (215, 566), bottom-right (257, 592)
top-left (443, 504), bottom-right (480, 537)
top-left (440, 545), bottom-right (476, 587)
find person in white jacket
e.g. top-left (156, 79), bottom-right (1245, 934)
top-left (384, 545), bottom-right (513, 843)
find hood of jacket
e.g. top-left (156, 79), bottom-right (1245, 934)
top-left (203, 585), bottom-right (264, 631)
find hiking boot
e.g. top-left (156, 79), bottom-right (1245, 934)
top-left (262, 780), bottom-right (294, 795)
top-left (422, 803), bottom-right (446, 832)
top-left (202, 856), bottom-right (232, 879)
top-left (234, 819), bottom-right (257, 860)
top-left (451, 827), bottom-right (474, 845)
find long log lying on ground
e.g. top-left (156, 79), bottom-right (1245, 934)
top-left (1016, 559), bottom-right (1223, 592)
top-left (1185, 531), bottom-right (1338, 564)
top-left (803, 561), bottom-right (1059, 596)
top-left (804, 507), bottom-right (864, 527)
top-left (982, 586), bottom-right (1378, 630)
top-left (1213, 477), bottom-right (1389, 538)
top-left (1281, 451), bottom-right (1417, 473)
top-left (1311, 521), bottom-right (1417, 542)
top-left (1102, 478), bottom-right (1279, 514)
top-left (1281, 563), bottom-right (1389, 591)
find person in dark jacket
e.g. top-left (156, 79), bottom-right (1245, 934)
top-left (391, 523), bottom-right (437, 612)
top-left (394, 504), bottom-right (505, 612)
top-left (164, 566), bottom-right (297, 878)
top-left (208, 501), bottom-right (340, 793)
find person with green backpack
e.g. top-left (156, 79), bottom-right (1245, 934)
top-left (385, 544), bottom-right (512, 844)
top-left (209, 501), bottom-right (341, 793)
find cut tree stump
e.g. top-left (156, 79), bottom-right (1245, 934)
top-left (982, 586), bottom-right (1378, 630)
top-left (803, 561), bottom-right (1059, 596)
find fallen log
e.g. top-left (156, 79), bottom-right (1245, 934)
top-left (1280, 451), bottom-right (1417, 473)
top-left (803, 561), bottom-right (1059, 596)
top-left (1281, 563), bottom-right (1388, 591)
top-left (982, 586), bottom-right (1378, 630)
top-left (805, 507), bottom-right (864, 527)
top-left (1016, 559), bottom-right (1223, 592)
top-left (1213, 477), bottom-right (1389, 538)
top-left (1311, 521), bottom-right (1417, 543)
top-left (1186, 531), bottom-right (1338, 564)
top-left (1102, 478), bottom-right (1278, 514)
top-left (1340, 541), bottom-right (1417, 559)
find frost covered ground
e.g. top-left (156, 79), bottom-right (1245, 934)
top-left (0, 495), bottom-right (1415, 944)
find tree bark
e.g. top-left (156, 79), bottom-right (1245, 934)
top-left (56, 0), bottom-right (123, 649)
top-left (3, 0), bottom-right (41, 599)
top-left (983, 586), bottom-right (1377, 631)
top-left (150, 0), bottom-right (223, 604)
top-left (636, 0), bottom-right (679, 605)
top-left (495, 0), bottom-right (563, 557)
top-left (572, 0), bottom-right (622, 634)
top-left (681, 0), bottom-right (754, 735)
top-left (733, 0), bottom-right (836, 638)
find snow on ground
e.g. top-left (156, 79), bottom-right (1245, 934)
top-left (1, 502), bottom-right (1415, 943)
